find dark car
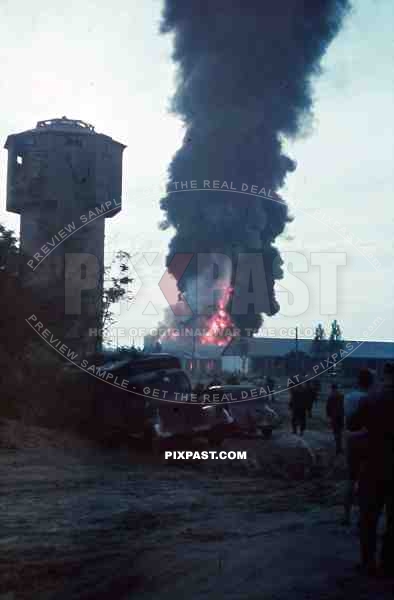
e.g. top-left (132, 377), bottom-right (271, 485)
top-left (87, 352), bottom-right (232, 450)
top-left (89, 354), bottom-right (194, 446)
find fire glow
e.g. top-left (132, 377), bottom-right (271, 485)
top-left (200, 285), bottom-right (234, 347)
top-left (158, 284), bottom-right (235, 347)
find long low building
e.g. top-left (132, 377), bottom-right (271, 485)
top-left (229, 337), bottom-right (394, 379)
top-left (145, 335), bottom-right (394, 379)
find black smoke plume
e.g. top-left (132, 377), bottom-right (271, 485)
top-left (160, 0), bottom-right (350, 335)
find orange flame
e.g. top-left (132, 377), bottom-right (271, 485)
top-left (200, 285), bottom-right (234, 346)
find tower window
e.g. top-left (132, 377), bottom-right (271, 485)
top-left (16, 155), bottom-right (23, 165)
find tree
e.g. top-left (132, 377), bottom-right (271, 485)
top-left (328, 319), bottom-right (344, 355)
top-left (97, 250), bottom-right (135, 349)
top-left (0, 224), bottom-right (19, 272)
top-left (329, 319), bottom-right (342, 343)
top-left (0, 223), bottom-right (67, 420)
top-left (311, 323), bottom-right (326, 355)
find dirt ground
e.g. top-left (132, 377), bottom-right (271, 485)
top-left (1, 394), bottom-right (393, 600)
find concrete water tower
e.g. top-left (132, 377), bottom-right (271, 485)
top-left (4, 117), bottom-right (126, 354)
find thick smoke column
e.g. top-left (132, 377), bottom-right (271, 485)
top-left (160, 0), bottom-right (349, 335)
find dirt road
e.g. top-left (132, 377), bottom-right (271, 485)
top-left (1, 425), bottom-right (394, 600)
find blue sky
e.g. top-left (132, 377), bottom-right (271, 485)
top-left (0, 0), bottom-right (392, 344)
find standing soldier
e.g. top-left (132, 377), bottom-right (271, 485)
top-left (305, 380), bottom-right (315, 418)
top-left (289, 381), bottom-right (307, 436)
top-left (326, 383), bottom-right (345, 455)
top-left (343, 368), bottom-right (374, 526)
top-left (347, 363), bottom-right (394, 577)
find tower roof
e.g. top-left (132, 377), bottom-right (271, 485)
top-left (4, 116), bottom-right (126, 149)
top-left (35, 116), bottom-right (95, 132)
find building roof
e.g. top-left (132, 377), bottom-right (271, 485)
top-left (343, 340), bottom-right (394, 360)
top-left (151, 336), bottom-right (394, 362)
top-left (224, 337), bottom-right (394, 361)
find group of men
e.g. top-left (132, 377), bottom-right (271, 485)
top-left (288, 366), bottom-right (394, 577)
top-left (325, 365), bottom-right (394, 578)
